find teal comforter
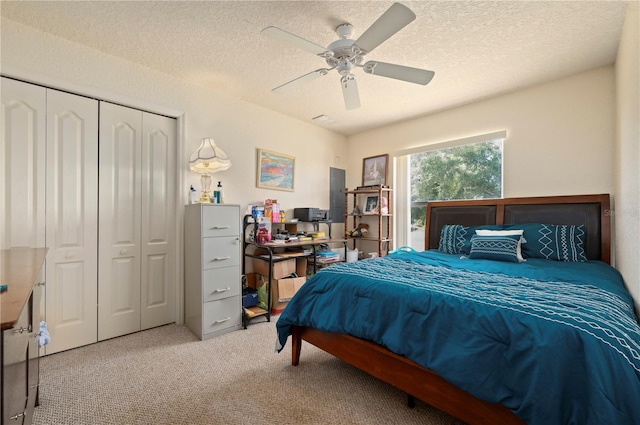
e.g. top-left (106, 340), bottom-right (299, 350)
top-left (276, 250), bottom-right (640, 425)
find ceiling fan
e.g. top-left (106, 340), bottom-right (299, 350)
top-left (261, 2), bottom-right (435, 110)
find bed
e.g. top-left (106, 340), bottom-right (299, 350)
top-left (275, 194), bottom-right (640, 425)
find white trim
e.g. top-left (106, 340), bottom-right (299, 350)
top-left (394, 155), bottom-right (410, 248)
top-left (392, 130), bottom-right (507, 158)
top-left (174, 114), bottom-right (186, 325)
top-left (393, 130), bottom-right (507, 249)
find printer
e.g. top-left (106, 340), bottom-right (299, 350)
top-left (294, 208), bottom-right (329, 222)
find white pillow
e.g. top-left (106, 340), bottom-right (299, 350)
top-left (475, 229), bottom-right (525, 262)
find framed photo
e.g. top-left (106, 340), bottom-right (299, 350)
top-left (364, 195), bottom-right (379, 213)
top-left (362, 154), bottom-right (388, 186)
top-left (256, 149), bottom-right (295, 191)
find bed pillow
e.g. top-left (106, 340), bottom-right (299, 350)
top-left (505, 223), bottom-right (588, 262)
top-left (475, 229), bottom-right (525, 262)
top-left (438, 224), bottom-right (503, 255)
top-left (469, 234), bottom-right (522, 263)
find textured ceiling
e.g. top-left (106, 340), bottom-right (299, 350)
top-left (0, 1), bottom-right (629, 135)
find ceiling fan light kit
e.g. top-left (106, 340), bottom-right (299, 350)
top-left (261, 2), bottom-right (435, 110)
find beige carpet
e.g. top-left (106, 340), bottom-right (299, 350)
top-left (33, 319), bottom-right (466, 425)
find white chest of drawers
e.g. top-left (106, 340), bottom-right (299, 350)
top-left (184, 204), bottom-right (242, 339)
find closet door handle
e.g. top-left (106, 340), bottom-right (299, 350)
top-left (119, 249), bottom-right (128, 256)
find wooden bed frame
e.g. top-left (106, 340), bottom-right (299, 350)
top-left (290, 194), bottom-right (611, 425)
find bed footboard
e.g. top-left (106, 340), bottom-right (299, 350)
top-left (291, 326), bottom-right (524, 425)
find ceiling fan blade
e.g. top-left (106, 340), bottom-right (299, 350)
top-left (354, 3), bottom-right (416, 54)
top-left (261, 26), bottom-right (329, 56)
top-left (363, 61), bottom-right (435, 85)
top-left (273, 68), bottom-right (331, 93)
top-left (341, 75), bottom-right (361, 110)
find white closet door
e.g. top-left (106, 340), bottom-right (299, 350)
top-left (0, 77), bottom-right (46, 250)
top-left (140, 112), bottom-right (176, 329)
top-left (98, 102), bottom-right (142, 340)
top-left (45, 89), bottom-right (98, 354)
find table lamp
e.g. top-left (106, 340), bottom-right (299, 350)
top-left (189, 138), bottom-right (231, 203)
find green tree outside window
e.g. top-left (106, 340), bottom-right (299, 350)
top-left (410, 140), bottom-right (502, 231)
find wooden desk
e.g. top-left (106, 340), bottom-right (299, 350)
top-left (1, 247), bottom-right (47, 425)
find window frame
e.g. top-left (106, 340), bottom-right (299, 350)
top-left (392, 131), bottom-right (507, 248)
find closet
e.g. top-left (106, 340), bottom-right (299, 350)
top-left (0, 77), bottom-right (177, 354)
top-left (98, 103), bottom-right (176, 341)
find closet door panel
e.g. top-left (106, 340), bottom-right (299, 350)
top-left (140, 112), bottom-right (176, 329)
top-left (99, 103), bottom-right (142, 340)
top-left (0, 77), bottom-right (46, 249)
top-left (45, 89), bottom-right (99, 354)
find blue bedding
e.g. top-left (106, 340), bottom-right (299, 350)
top-left (276, 250), bottom-right (640, 425)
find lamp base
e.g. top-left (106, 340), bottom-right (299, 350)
top-left (199, 191), bottom-right (212, 203)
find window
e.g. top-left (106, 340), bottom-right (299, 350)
top-left (393, 131), bottom-right (505, 250)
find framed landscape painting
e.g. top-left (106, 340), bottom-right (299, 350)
top-left (362, 154), bottom-right (388, 186)
top-left (257, 149), bottom-right (295, 191)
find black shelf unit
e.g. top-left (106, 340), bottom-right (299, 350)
top-left (242, 215), bottom-right (347, 323)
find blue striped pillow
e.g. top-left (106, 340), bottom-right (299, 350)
top-left (438, 224), bottom-right (504, 255)
top-left (469, 234), bottom-right (521, 263)
top-left (505, 223), bottom-right (588, 262)
top-left (438, 225), bottom-right (467, 254)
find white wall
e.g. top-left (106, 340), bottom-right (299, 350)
top-left (346, 66), bottom-right (616, 199)
top-left (615, 2), bottom-right (640, 314)
top-left (0, 18), bottom-right (347, 218)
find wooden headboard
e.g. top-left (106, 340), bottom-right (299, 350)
top-left (425, 194), bottom-right (611, 264)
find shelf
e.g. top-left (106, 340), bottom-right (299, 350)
top-left (257, 238), bottom-right (347, 249)
top-left (346, 237), bottom-right (392, 242)
top-left (244, 306), bottom-right (268, 318)
top-left (308, 258), bottom-right (343, 266)
top-left (246, 252), bottom-right (309, 262)
top-left (344, 187), bottom-right (393, 257)
top-left (346, 187), bottom-right (393, 194)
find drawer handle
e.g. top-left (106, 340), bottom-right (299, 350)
top-left (10, 411), bottom-right (26, 420)
top-left (13, 324), bottom-right (32, 334)
top-left (211, 226), bottom-right (230, 230)
top-left (213, 287), bottom-right (231, 293)
top-left (211, 256), bottom-right (231, 262)
top-left (214, 317), bottom-right (231, 324)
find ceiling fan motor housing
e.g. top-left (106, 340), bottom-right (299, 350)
top-left (326, 25), bottom-right (365, 74)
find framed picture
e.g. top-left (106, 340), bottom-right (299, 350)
top-left (362, 154), bottom-right (388, 186)
top-left (256, 149), bottom-right (295, 191)
top-left (364, 195), bottom-right (379, 213)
